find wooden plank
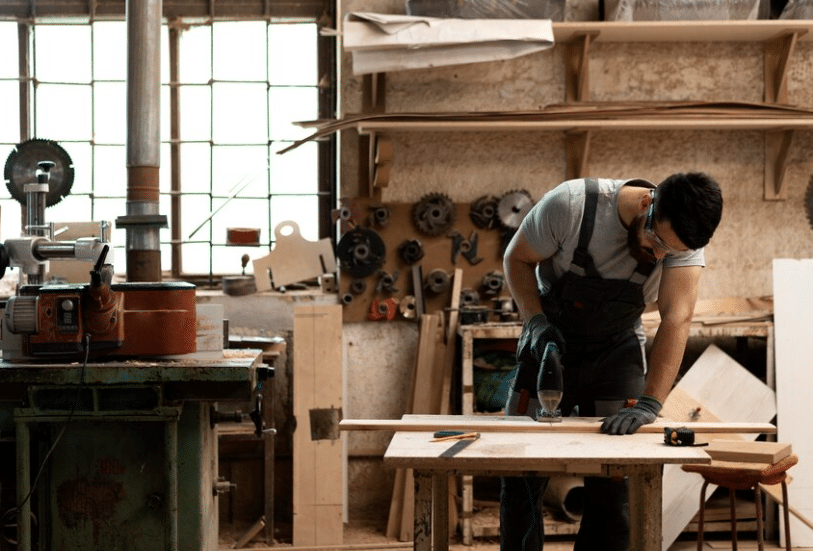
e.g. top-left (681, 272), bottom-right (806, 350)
top-left (773, 258), bottom-right (813, 546)
top-left (293, 305), bottom-right (343, 546)
top-left (660, 344), bottom-right (777, 551)
top-left (705, 440), bottom-right (792, 464)
top-left (340, 416), bottom-right (775, 435)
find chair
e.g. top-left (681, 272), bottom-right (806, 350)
top-left (681, 453), bottom-right (798, 551)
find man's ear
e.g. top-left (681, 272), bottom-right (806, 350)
top-left (639, 190), bottom-right (652, 215)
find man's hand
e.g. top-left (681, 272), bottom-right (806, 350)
top-left (600, 395), bottom-right (662, 435)
top-left (516, 313), bottom-right (566, 363)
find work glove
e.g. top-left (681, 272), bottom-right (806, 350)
top-left (600, 394), bottom-right (662, 435)
top-left (516, 313), bottom-right (566, 364)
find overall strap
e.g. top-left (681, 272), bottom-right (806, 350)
top-left (570, 178), bottom-right (601, 278)
top-left (630, 259), bottom-right (657, 284)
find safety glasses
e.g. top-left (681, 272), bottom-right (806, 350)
top-left (644, 191), bottom-right (684, 256)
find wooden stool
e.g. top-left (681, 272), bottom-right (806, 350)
top-left (682, 454), bottom-right (798, 551)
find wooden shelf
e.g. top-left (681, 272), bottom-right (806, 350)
top-left (354, 116), bottom-right (813, 133)
top-left (341, 20), bottom-right (813, 200)
top-left (551, 20), bottom-right (812, 43)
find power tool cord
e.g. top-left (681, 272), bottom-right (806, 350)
top-left (0, 333), bottom-right (91, 530)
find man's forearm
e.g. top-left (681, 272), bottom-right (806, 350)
top-left (644, 315), bottom-right (692, 403)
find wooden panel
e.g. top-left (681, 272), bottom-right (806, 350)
top-left (660, 344), bottom-right (776, 551)
top-left (293, 305), bottom-right (343, 546)
top-left (773, 258), bottom-right (813, 546)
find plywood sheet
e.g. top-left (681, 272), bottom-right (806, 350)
top-left (660, 344), bottom-right (776, 551)
top-left (773, 258), bottom-right (813, 546)
top-left (293, 304), bottom-right (343, 546)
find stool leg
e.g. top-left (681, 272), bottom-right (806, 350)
top-left (754, 486), bottom-right (764, 551)
top-left (730, 489), bottom-right (738, 551)
top-left (698, 480), bottom-right (709, 551)
top-left (782, 481), bottom-right (792, 551)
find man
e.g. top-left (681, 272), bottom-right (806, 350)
top-left (500, 173), bottom-right (723, 551)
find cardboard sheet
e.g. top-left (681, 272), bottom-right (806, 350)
top-left (343, 12), bottom-right (554, 74)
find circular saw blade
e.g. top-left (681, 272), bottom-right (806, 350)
top-left (498, 190), bottom-right (534, 229)
top-left (4, 139), bottom-right (75, 207)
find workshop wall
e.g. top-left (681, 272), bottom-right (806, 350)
top-left (338, 0), bottom-right (813, 526)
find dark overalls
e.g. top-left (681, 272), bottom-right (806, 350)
top-left (500, 179), bottom-right (657, 551)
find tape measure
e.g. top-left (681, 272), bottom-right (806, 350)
top-left (663, 427), bottom-right (708, 447)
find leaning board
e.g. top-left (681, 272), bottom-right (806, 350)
top-left (660, 344), bottom-right (777, 551)
top-left (293, 304), bottom-right (344, 546)
top-left (773, 259), bottom-right (813, 546)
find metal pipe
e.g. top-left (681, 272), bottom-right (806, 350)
top-left (124, 0), bottom-right (163, 281)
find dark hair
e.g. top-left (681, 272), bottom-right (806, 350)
top-left (655, 172), bottom-right (723, 250)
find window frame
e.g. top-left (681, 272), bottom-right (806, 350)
top-left (0, 0), bottom-right (336, 283)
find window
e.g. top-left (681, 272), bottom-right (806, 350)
top-left (0, 8), bottom-right (334, 281)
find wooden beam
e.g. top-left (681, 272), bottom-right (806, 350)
top-left (764, 129), bottom-right (794, 201)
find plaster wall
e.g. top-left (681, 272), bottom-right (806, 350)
top-left (336, 0), bottom-right (813, 524)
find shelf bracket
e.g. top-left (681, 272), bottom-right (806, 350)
top-left (763, 30), bottom-right (804, 104)
top-left (564, 32), bottom-right (598, 103)
top-left (565, 130), bottom-right (592, 180)
top-left (360, 72), bottom-right (387, 196)
top-left (764, 129), bottom-right (794, 201)
top-left (373, 135), bottom-right (392, 190)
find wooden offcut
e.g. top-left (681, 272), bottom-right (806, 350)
top-left (293, 304), bottom-right (343, 546)
top-left (253, 221), bottom-right (337, 291)
top-left (705, 440), bottom-right (792, 464)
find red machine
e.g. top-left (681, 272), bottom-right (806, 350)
top-left (2, 247), bottom-right (197, 359)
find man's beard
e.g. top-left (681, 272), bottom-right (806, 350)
top-left (627, 215), bottom-right (657, 266)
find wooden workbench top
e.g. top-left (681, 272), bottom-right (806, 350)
top-left (383, 429), bottom-right (712, 474)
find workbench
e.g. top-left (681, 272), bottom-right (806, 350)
top-left (0, 349), bottom-right (264, 551)
top-left (383, 414), bottom-right (712, 551)
top-left (457, 313), bottom-right (775, 543)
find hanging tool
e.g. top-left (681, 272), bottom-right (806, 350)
top-left (412, 192), bottom-right (456, 236)
top-left (497, 189), bottom-right (534, 229)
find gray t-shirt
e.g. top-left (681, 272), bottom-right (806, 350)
top-left (520, 177), bottom-right (705, 306)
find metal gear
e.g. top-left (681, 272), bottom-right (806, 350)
top-left (398, 239), bottom-right (425, 265)
top-left (411, 193), bottom-right (456, 236)
top-left (497, 190), bottom-right (534, 229)
top-left (336, 227), bottom-right (386, 278)
top-left (4, 139), bottom-right (74, 207)
top-left (470, 195), bottom-right (499, 229)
